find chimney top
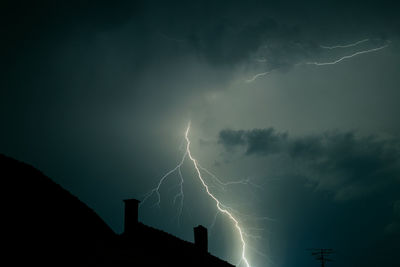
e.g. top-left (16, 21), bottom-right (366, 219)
top-left (123, 198), bottom-right (140, 234)
top-left (194, 225), bottom-right (208, 252)
top-left (194, 225), bottom-right (207, 231)
top-left (123, 199), bottom-right (140, 204)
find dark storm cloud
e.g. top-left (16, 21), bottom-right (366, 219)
top-left (219, 128), bottom-right (400, 200)
top-left (1, 0), bottom-right (399, 79)
top-left (174, 15), bottom-right (319, 68)
top-left (219, 128), bottom-right (288, 154)
top-left (150, 0), bottom-right (399, 69)
top-left (146, 0), bottom-right (400, 68)
top-left (218, 130), bottom-right (246, 147)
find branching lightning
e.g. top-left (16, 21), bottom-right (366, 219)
top-left (141, 122), bottom-right (259, 267)
top-left (198, 164), bottom-right (259, 191)
top-left (320, 38), bottom-right (369, 49)
top-left (184, 121), bottom-right (251, 267)
top-left (245, 41), bottom-right (389, 83)
top-left (306, 44), bottom-right (388, 66)
top-left (209, 210), bottom-right (220, 230)
top-left (141, 150), bottom-right (187, 210)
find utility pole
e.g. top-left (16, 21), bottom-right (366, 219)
top-left (309, 248), bottom-right (334, 267)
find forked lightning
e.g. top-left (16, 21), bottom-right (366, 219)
top-left (142, 122), bottom-right (255, 267)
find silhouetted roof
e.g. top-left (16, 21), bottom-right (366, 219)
top-left (109, 222), bottom-right (234, 267)
top-left (1, 153), bottom-right (235, 267)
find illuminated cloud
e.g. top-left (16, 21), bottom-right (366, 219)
top-left (219, 128), bottom-right (400, 201)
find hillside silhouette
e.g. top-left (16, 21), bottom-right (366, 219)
top-left (2, 154), bottom-right (116, 266)
top-left (2, 154), bottom-right (234, 267)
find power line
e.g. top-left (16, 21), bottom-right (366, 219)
top-left (308, 248), bottom-right (335, 267)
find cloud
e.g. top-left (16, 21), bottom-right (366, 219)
top-left (2, 0), bottom-right (398, 89)
top-left (145, 0), bottom-right (400, 69)
top-left (219, 128), bottom-right (400, 201)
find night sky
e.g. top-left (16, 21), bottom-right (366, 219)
top-left (1, 1), bottom-right (400, 266)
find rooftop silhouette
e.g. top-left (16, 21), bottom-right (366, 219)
top-left (2, 153), bottom-right (234, 267)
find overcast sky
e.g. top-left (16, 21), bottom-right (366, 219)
top-left (1, 1), bottom-right (400, 267)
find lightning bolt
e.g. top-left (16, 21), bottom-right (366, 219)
top-left (184, 121), bottom-right (252, 267)
top-left (320, 38), bottom-right (370, 49)
top-left (209, 210), bottom-right (220, 230)
top-left (306, 44), bottom-right (388, 66)
top-left (245, 71), bottom-right (271, 83)
top-left (245, 42), bottom-right (389, 82)
top-left (198, 164), bottom-right (260, 192)
top-left (141, 122), bottom-right (255, 267)
top-left (141, 150), bottom-right (187, 212)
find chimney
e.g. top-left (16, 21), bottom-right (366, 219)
top-left (123, 199), bottom-right (140, 234)
top-left (194, 225), bottom-right (208, 252)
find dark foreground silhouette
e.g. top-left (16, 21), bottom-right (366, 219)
top-left (1, 154), bottom-right (234, 267)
